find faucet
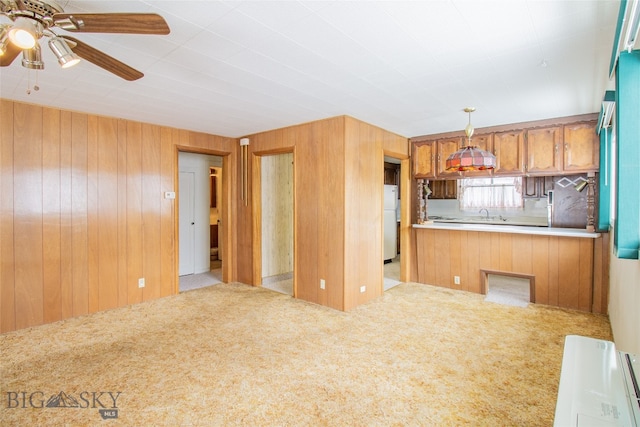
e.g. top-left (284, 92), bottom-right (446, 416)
top-left (479, 208), bottom-right (489, 219)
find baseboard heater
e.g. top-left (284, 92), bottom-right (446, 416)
top-left (554, 335), bottom-right (639, 426)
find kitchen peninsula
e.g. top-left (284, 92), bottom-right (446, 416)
top-left (410, 114), bottom-right (608, 315)
top-left (413, 223), bottom-right (608, 314)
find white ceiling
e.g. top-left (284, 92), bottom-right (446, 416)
top-left (0, 0), bottom-right (622, 138)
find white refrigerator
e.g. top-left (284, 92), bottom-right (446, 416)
top-left (383, 185), bottom-right (398, 262)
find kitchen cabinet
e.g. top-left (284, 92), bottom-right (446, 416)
top-left (413, 141), bottom-right (436, 179)
top-left (493, 130), bottom-right (525, 175)
top-left (384, 162), bottom-right (400, 186)
top-left (523, 176), bottom-right (554, 198)
top-left (428, 180), bottom-right (458, 199)
top-left (413, 138), bottom-right (465, 179)
top-left (436, 138), bottom-right (462, 177)
top-left (525, 126), bottom-right (563, 175)
top-left (410, 117), bottom-right (598, 179)
top-left (563, 122), bottom-right (599, 172)
top-left (469, 133), bottom-right (492, 152)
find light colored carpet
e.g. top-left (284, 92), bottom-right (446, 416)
top-left (384, 257), bottom-right (401, 291)
top-left (261, 259), bottom-right (402, 295)
top-left (262, 272), bottom-right (294, 295)
top-left (0, 282), bottom-right (611, 426)
top-left (485, 274), bottom-right (530, 307)
top-left (179, 268), bottom-right (223, 292)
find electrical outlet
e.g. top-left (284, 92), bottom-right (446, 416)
top-left (454, 276), bottom-right (460, 285)
top-left (360, 285), bottom-right (366, 293)
top-left (320, 279), bottom-right (325, 290)
top-left (138, 278), bottom-right (145, 288)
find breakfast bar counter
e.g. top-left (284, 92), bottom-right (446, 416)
top-left (412, 224), bottom-right (609, 314)
top-left (413, 222), bottom-right (600, 238)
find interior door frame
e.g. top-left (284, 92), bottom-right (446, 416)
top-left (175, 146), bottom-right (233, 290)
top-left (383, 153), bottom-right (411, 285)
top-left (251, 148), bottom-right (296, 296)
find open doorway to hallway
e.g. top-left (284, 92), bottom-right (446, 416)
top-left (384, 157), bottom-right (401, 291)
top-left (178, 151), bottom-right (224, 292)
top-left (259, 152), bottom-right (294, 296)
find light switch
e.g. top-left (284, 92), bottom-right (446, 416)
top-left (164, 191), bottom-right (176, 199)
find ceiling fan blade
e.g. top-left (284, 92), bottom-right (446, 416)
top-left (62, 36), bottom-right (143, 81)
top-left (0, 43), bottom-right (22, 67)
top-left (53, 13), bottom-right (170, 35)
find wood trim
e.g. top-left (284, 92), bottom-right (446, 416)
top-left (251, 153), bottom-right (262, 286)
top-left (399, 158), bottom-right (411, 283)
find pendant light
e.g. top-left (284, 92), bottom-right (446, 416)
top-left (445, 107), bottom-right (496, 172)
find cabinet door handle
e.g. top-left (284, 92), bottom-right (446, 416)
top-left (564, 143), bottom-right (568, 151)
top-left (555, 144), bottom-right (558, 153)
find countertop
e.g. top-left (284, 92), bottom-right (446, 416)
top-left (413, 221), bottom-right (601, 238)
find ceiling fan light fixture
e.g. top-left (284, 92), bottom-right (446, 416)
top-left (8, 17), bottom-right (41, 49)
top-left (21, 43), bottom-right (44, 70)
top-left (48, 37), bottom-right (80, 68)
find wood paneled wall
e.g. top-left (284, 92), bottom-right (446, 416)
top-left (343, 117), bottom-right (409, 309)
top-left (0, 99), bottom-right (235, 333)
top-left (243, 117), bottom-right (346, 309)
top-left (415, 228), bottom-right (608, 313)
top-left (242, 116), bottom-right (408, 311)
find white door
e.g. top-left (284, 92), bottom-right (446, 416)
top-left (179, 171), bottom-right (195, 276)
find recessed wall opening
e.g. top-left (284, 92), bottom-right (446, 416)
top-left (481, 270), bottom-right (535, 308)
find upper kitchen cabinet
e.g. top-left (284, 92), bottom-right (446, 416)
top-left (493, 130), bottom-right (525, 175)
top-left (413, 141), bottom-right (436, 178)
top-left (563, 122), bottom-right (599, 172)
top-left (428, 180), bottom-right (458, 199)
top-left (410, 115), bottom-right (598, 179)
top-left (470, 133), bottom-right (492, 152)
top-left (436, 138), bottom-right (463, 178)
top-left (525, 126), bottom-right (563, 175)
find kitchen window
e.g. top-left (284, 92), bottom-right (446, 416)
top-left (459, 177), bottom-right (523, 209)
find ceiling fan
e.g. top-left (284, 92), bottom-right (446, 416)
top-left (0, 0), bottom-right (170, 81)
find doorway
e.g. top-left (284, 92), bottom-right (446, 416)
top-left (383, 156), bottom-right (401, 291)
top-left (178, 152), bottom-right (224, 292)
top-left (259, 153), bottom-right (294, 295)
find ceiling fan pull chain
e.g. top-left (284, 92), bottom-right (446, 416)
top-left (25, 69), bottom-right (40, 95)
